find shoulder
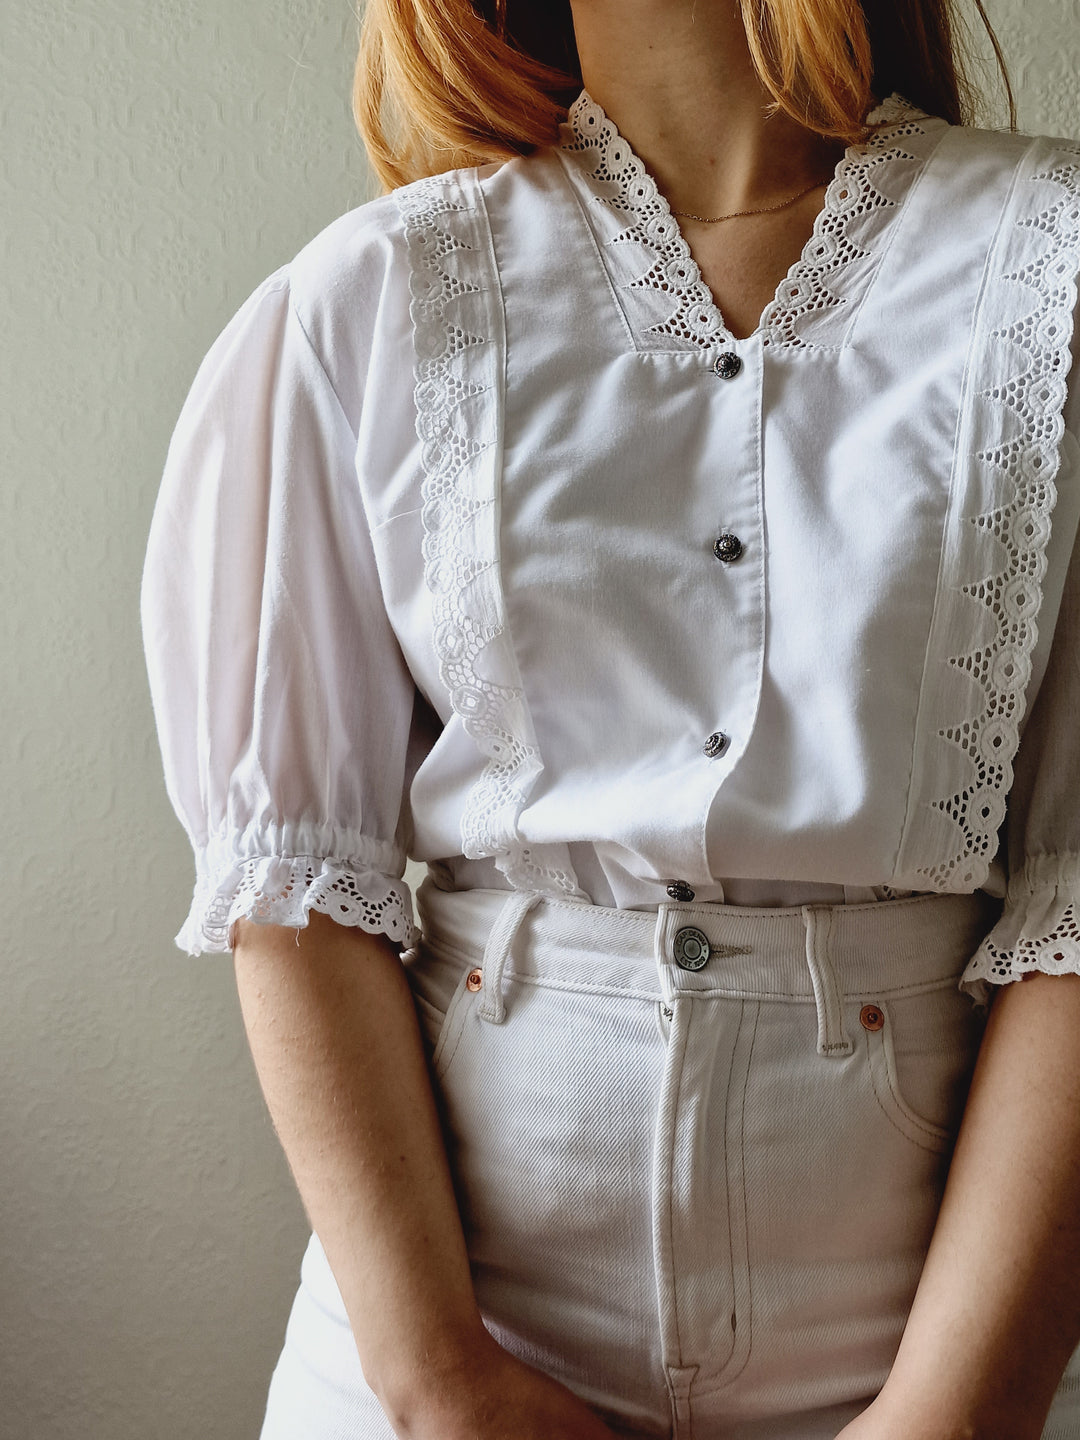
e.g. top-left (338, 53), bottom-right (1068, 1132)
top-left (915, 119), bottom-right (1080, 328)
top-left (284, 188), bottom-right (413, 383)
top-left (287, 162), bottom-right (521, 319)
top-left (287, 152), bottom-right (557, 309)
top-left (278, 163), bottom-right (523, 405)
top-left (192, 191), bottom-right (415, 402)
top-left (926, 116), bottom-right (1080, 192)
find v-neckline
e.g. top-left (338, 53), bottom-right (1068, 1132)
top-left (557, 90), bottom-right (939, 351)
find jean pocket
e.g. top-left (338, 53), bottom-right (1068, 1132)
top-left (402, 933), bottom-right (481, 1079)
top-left (860, 982), bottom-right (987, 1154)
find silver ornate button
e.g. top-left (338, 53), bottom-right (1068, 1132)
top-left (713, 352), bottom-right (742, 380)
top-left (673, 926), bottom-right (711, 971)
top-left (703, 731), bottom-right (730, 758)
top-left (666, 880), bottom-right (696, 903)
top-left (713, 533), bottom-right (744, 563)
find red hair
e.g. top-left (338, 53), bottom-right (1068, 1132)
top-left (354, 0), bottom-right (1015, 191)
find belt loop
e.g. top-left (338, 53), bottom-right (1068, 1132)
top-left (801, 905), bottom-right (852, 1058)
top-left (476, 891), bottom-right (543, 1024)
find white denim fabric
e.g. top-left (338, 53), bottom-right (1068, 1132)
top-left (258, 881), bottom-right (1080, 1439)
top-left (141, 92), bottom-right (1080, 1002)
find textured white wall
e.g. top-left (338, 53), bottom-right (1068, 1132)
top-left (3, 3), bottom-right (373, 1437)
top-left (1, 3), bottom-right (1078, 1438)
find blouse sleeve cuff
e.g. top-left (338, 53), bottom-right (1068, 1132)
top-left (959, 855), bottom-right (1080, 1006)
top-left (176, 834), bottom-right (418, 955)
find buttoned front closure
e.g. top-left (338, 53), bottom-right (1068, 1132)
top-left (493, 339), bottom-right (766, 885)
top-left (491, 143), bottom-right (770, 892)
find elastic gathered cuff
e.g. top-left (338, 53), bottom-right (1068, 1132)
top-left (176, 852), bottom-right (417, 954)
top-left (959, 857), bottom-right (1080, 1005)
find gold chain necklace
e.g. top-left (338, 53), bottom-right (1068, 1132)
top-left (671, 176), bottom-right (832, 224)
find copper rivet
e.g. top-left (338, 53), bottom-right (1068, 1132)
top-left (859, 1003), bottom-right (884, 1031)
top-left (466, 968), bottom-right (483, 992)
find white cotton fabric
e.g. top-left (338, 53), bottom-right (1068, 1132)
top-left (141, 92), bottom-right (1080, 1000)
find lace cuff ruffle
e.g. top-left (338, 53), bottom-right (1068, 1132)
top-left (960, 856), bottom-right (1080, 1005)
top-left (177, 834), bottom-right (417, 955)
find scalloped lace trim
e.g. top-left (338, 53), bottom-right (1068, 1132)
top-left (397, 181), bottom-right (538, 856)
top-left (902, 140), bottom-right (1080, 893)
top-left (961, 870), bottom-right (1080, 1000)
top-left (177, 856), bottom-right (416, 955)
top-left (560, 91), bottom-right (929, 349)
top-left (396, 177), bottom-right (585, 902)
top-left (975, 912), bottom-right (1080, 977)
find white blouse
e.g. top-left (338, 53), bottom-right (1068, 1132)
top-left (142, 92), bottom-right (1080, 1003)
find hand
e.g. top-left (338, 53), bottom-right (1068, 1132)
top-left (390, 1329), bottom-right (620, 1440)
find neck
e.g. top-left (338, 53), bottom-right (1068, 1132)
top-left (569, 0), bottom-right (848, 217)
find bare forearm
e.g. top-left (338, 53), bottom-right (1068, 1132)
top-left (232, 912), bottom-right (487, 1419)
top-left (871, 972), bottom-right (1080, 1438)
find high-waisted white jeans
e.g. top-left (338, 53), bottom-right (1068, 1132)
top-left (260, 880), bottom-right (1080, 1438)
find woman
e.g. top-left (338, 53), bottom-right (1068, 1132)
top-left (142, 0), bottom-right (1080, 1436)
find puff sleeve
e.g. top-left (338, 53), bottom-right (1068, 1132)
top-left (960, 428), bottom-right (1080, 1004)
top-left (142, 268), bottom-right (418, 954)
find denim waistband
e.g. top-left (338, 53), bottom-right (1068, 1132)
top-left (415, 878), bottom-right (1001, 1037)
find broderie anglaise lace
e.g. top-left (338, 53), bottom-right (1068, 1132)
top-left (180, 852), bottom-right (417, 953)
top-left (961, 857), bottom-right (1080, 1000)
top-left (397, 177), bottom-right (585, 900)
top-left (559, 91), bottom-right (931, 349)
top-left (903, 137), bottom-right (1080, 911)
top-left (979, 906), bottom-right (1080, 977)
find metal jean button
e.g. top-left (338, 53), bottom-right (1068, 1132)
top-left (673, 926), bottom-right (711, 971)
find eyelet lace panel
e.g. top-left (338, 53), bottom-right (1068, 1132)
top-left (960, 856), bottom-right (1080, 1003)
top-left (559, 91), bottom-right (938, 351)
top-left (895, 136), bottom-right (1080, 896)
top-left (397, 174), bottom-right (586, 900)
top-left (761, 98), bottom-right (931, 348)
top-left (178, 839), bottom-right (417, 954)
